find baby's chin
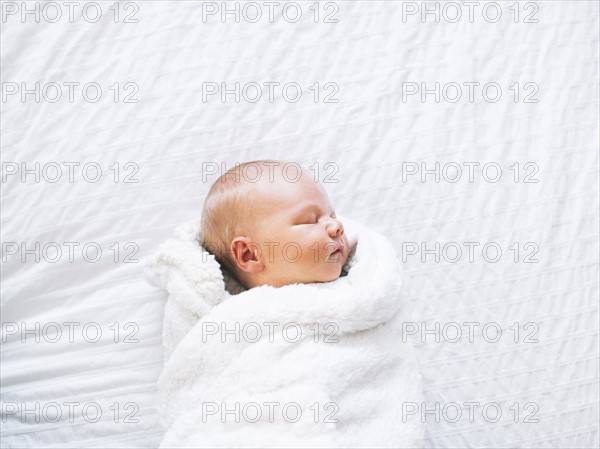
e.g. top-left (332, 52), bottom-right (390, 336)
top-left (262, 259), bottom-right (348, 287)
top-left (315, 262), bottom-right (345, 283)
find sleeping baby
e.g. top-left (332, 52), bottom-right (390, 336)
top-left (199, 160), bottom-right (350, 288)
top-left (145, 160), bottom-right (424, 448)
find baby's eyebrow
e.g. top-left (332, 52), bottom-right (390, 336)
top-left (289, 202), bottom-right (334, 216)
top-left (290, 202), bottom-right (320, 215)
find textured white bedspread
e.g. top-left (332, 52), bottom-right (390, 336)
top-left (1, 1), bottom-right (598, 447)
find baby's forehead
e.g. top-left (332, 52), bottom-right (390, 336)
top-left (255, 171), bottom-right (320, 193)
top-left (248, 178), bottom-right (326, 214)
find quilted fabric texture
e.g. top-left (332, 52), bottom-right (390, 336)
top-left (1, 1), bottom-right (598, 448)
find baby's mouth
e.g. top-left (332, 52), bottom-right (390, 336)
top-left (329, 244), bottom-right (345, 260)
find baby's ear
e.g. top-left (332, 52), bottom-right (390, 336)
top-left (230, 237), bottom-right (264, 273)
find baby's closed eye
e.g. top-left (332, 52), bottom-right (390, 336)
top-left (296, 214), bottom-right (318, 225)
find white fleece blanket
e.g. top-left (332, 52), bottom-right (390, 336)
top-left (145, 216), bottom-right (424, 448)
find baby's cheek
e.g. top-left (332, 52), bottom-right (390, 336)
top-left (297, 242), bottom-right (319, 265)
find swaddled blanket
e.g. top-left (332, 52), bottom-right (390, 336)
top-left (145, 216), bottom-right (424, 448)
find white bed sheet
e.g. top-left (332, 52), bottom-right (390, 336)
top-left (1, 1), bottom-right (598, 447)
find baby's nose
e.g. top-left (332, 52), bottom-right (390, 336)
top-left (327, 219), bottom-right (344, 237)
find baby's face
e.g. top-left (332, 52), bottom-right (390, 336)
top-left (235, 172), bottom-right (349, 288)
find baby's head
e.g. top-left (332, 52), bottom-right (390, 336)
top-left (200, 160), bottom-right (350, 288)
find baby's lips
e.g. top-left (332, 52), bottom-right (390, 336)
top-left (329, 241), bottom-right (345, 257)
